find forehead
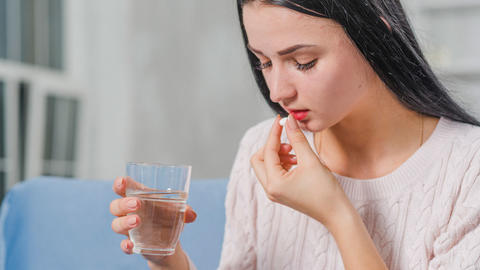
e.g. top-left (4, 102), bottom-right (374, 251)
top-left (242, 3), bottom-right (342, 51)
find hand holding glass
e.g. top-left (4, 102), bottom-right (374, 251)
top-left (126, 162), bottom-right (191, 256)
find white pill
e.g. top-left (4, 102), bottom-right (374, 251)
top-left (279, 117), bottom-right (288, 127)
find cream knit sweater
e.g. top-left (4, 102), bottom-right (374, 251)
top-left (193, 117), bottom-right (480, 269)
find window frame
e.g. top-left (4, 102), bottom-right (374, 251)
top-left (0, 61), bottom-right (85, 190)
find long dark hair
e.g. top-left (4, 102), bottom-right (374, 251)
top-left (237, 0), bottom-right (480, 125)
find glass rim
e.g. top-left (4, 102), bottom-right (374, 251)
top-left (126, 162), bottom-right (192, 169)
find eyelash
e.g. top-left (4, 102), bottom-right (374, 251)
top-left (254, 59), bottom-right (318, 72)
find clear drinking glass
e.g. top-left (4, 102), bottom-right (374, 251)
top-left (126, 162), bottom-right (192, 256)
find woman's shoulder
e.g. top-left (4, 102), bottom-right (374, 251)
top-left (441, 117), bottom-right (480, 151)
top-left (431, 119), bottom-right (480, 229)
top-left (443, 117), bottom-right (480, 136)
top-left (437, 117), bottom-right (480, 185)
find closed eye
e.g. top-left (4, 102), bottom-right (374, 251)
top-left (254, 59), bottom-right (318, 71)
top-left (296, 59), bottom-right (317, 71)
top-left (255, 61), bottom-right (272, 70)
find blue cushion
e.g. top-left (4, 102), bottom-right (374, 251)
top-left (0, 177), bottom-right (228, 270)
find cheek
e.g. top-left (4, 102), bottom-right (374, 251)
top-left (305, 54), bottom-right (369, 113)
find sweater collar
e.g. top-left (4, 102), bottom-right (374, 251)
top-left (304, 117), bottom-right (452, 200)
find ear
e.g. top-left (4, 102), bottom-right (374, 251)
top-left (380, 16), bottom-right (392, 32)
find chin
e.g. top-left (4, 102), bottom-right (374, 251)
top-left (298, 115), bottom-right (332, 132)
top-left (299, 119), bottom-right (323, 133)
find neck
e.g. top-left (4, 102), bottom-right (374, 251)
top-left (314, 104), bottom-right (434, 180)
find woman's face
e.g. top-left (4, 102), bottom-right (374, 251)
top-left (243, 3), bottom-right (379, 132)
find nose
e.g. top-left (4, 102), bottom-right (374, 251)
top-left (266, 66), bottom-right (296, 103)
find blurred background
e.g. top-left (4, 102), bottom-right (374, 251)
top-left (0, 0), bottom-right (479, 202)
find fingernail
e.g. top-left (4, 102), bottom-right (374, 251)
top-left (184, 210), bottom-right (197, 222)
top-left (128, 216), bottom-right (137, 226)
top-left (287, 114), bottom-right (299, 130)
top-left (127, 199), bottom-right (137, 209)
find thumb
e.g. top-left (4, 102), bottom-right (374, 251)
top-left (285, 114), bottom-right (318, 165)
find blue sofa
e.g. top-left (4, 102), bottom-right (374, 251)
top-left (0, 177), bottom-right (229, 270)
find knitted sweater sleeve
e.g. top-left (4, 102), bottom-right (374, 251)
top-left (428, 151), bottom-right (480, 269)
top-left (217, 124), bottom-right (264, 270)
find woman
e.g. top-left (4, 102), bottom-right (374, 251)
top-left (110, 0), bottom-right (480, 269)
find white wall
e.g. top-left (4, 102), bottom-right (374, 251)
top-left (66, 0), bottom-right (134, 179)
top-left (68, 0), bottom-right (272, 180)
top-left (126, 1), bottom-right (272, 178)
top-left (403, 1), bottom-right (480, 117)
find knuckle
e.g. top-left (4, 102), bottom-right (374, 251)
top-left (251, 151), bottom-right (263, 165)
top-left (118, 216), bottom-right (130, 230)
top-left (111, 198), bottom-right (129, 216)
top-left (111, 219), bottom-right (119, 232)
top-left (122, 216), bottom-right (132, 227)
top-left (265, 183), bottom-right (280, 202)
top-left (109, 200), bottom-right (117, 215)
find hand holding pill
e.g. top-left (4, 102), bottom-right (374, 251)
top-left (250, 114), bottom-right (345, 227)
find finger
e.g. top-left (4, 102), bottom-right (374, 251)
top-left (121, 239), bottom-right (134, 254)
top-left (285, 114), bottom-right (318, 165)
top-left (279, 154), bottom-right (297, 164)
top-left (281, 162), bottom-right (294, 172)
top-left (250, 146), bottom-right (268, 189)
top-left (111, 215), bottom-right (139, 236)
top-left (113, 176), bottom-right (150, 197)
top-left (110, 197), bottom-right (140, 217)
top-left (113, 177), bottom-right (127, 197)
top-left (264, 116), bottom-right (287, 175)
top-left (184, 205), bottom-right (197, 223)
top-left (255, 146), bottom-right (266, 162)
top-left (279, 143), bottom-right (293, 154)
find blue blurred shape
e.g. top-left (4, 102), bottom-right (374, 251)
top-left (0, 176), bottom-right (228, 270)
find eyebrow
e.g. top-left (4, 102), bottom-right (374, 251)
top-left (247, 44), bottom-right (317, 56)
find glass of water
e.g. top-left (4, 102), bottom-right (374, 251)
top-left (126, 162), bottom-right (192, 256)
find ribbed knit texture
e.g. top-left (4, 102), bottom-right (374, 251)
top-left (208, 117), bottom-right (480, 270)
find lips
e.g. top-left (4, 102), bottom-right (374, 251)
top-left (290, 110), bottom-right (309, 121)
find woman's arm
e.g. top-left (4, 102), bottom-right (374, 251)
top-left (146, 244), bottom-right (192, 270)
top-left (319, 196), bottom-right (388, 270)
top-left (251, 115), bottom-right (387, 270)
